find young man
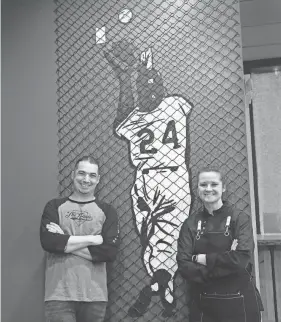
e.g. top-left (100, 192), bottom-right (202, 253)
top-left (40, 156), bottom-right (119, 322)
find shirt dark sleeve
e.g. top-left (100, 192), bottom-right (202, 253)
top-left (87, 203), bottom-right (120, 263)
top-left (206, 212), bottom-right (254, 277)
top-left (40, 199), bottom-right (70, 253)
top-left (177, 219), bottom-right (209, 284)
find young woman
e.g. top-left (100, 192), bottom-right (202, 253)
top-left (177, 168), bottom-right (263, 322)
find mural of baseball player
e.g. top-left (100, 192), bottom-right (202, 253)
top-left (105, 41), bottom-right (193, 317)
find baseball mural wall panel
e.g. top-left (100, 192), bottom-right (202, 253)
top-left (54, 0), bottom-right (249, 321)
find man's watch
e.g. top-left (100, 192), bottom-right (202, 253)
top-left (192, 255), bottom-right (198, 263)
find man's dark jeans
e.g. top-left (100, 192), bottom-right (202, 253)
top-left (45, 300), bottom-right (107, 322)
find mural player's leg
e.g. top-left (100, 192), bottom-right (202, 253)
top-left (144, 230), bottom-right (177, 317)
top-left (128, 174), bottom-right (155, 317)
top-left (128, 243), bottom-right (174, 318)
top-left (129, 168), bottom-right (190, 316)
top-left (127, 285), bottom-right (154, 318)
top-left (128, 172), bottom-right (177, 317)
top-left (145, 167), bottom-right (191, 316)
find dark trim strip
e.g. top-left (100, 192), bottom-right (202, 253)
top-left (243, 57), bottom-right (281, 74)
top-left (248, 101), bottom-right (261, 234)
top-left (269, 246), bottom-right (279, 322)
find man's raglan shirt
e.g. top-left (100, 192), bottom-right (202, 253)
top-left (40, 197), bottom-right (119, 302)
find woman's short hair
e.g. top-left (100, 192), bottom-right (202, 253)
top-left (197, 167), bottom-right (226, 186)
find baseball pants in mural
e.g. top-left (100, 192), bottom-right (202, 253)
top-left (133, 165), bottom-right (191, 300)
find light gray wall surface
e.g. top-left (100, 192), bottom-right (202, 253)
top-left (1, 0), bottom-right (58, 321)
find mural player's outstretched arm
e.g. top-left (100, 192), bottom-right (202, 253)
top-left (136, 47), bottom-right (165, 113)
top-left (104, 41), bottom-right (137, 128)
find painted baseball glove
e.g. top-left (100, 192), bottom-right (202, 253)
top-left (104, 40), bottom-right (137, 72)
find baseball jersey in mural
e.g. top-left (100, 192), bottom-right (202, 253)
top-left (116, 95), bottom-right (192, 303)
top-left (43, 198), bottom-right (108, 302)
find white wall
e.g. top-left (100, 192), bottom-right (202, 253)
top-left (1, 1), bottom-right (58, 321)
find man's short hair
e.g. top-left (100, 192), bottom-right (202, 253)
top-left (74, 156), bottom-right (100, 171)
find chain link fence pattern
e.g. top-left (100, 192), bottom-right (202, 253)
top-left (54, 0), bottom-right (248, 321)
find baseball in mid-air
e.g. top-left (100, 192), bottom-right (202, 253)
top-left (119, 8), bottom-right (133, 24)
